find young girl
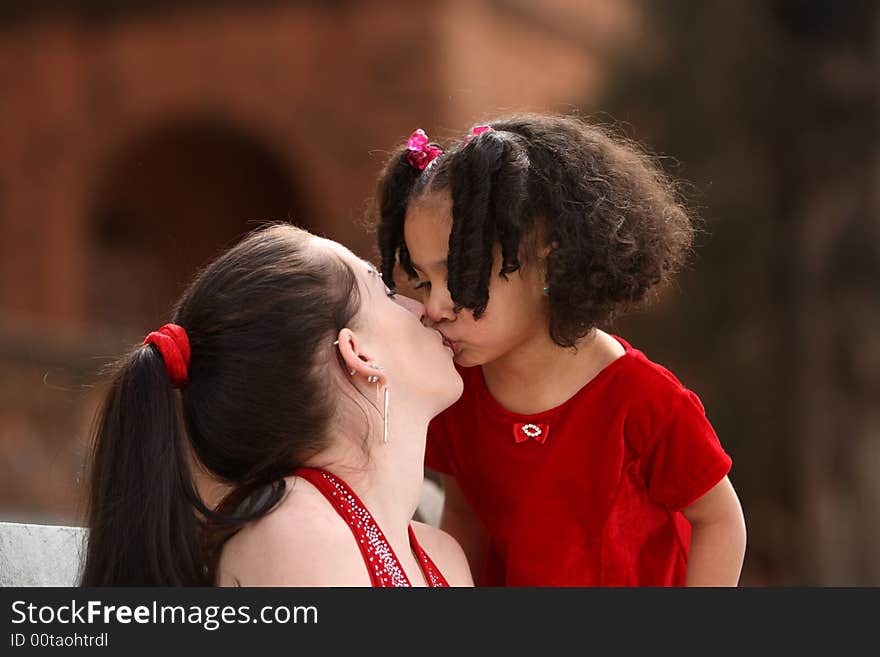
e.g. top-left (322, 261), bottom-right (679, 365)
top-left (81, 224), bottom-right (471, 586)
top-left (375, 114), bottom-right (747, 586)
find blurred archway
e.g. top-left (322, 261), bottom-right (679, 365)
top-left (87, 119), bottom-right (305, 331)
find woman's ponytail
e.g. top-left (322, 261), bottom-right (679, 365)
top-left (80, 344), bottom-right (208, 586)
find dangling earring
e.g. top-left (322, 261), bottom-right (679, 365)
top-left (368, 364), bottom-right (383, 403)
top-left (383, 385), bottom-right (390, 444)
top-left (366, 363), bottom-right (388, 442)
top-left (367, 375), bottom-right (379, 416)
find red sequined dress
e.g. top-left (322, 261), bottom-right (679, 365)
top-left (295, 467), bottom-right (450, 587)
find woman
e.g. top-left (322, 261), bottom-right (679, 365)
top-left (80, 224), bottom-right (471, 586)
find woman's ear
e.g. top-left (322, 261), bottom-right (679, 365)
top-left (335, 328), bottom-right (384, 383)
top-left (336, 328), bottom-right (362, 375)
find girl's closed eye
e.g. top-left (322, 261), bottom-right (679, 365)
top-left (413, 280), bottom-right (431, 291)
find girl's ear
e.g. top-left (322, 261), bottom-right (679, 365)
top-left (335, 328), bottom-right (383, 381)
top-left (539, 240), bottom-right (559, 260)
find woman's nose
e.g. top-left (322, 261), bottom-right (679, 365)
top-left (393, 293), bottom-right (426, 322)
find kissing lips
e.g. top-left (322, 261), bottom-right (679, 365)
top-left (439, 332), bottom-right (458, 353)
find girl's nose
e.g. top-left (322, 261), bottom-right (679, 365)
top-left (424, 287), bottom-right (457, 325)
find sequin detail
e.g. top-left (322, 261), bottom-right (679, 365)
top-left (295, 468), bottom-right (449, 587)
top-left (411, 530), bottom-right (448, 587)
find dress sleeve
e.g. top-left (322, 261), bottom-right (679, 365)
top-left (424, 413), bottom-right (456, 476)
top-left (641, 389), bottom-right (732, 511)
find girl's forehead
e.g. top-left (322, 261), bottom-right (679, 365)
top-left (406, 199), bottom-right (452, 241)
top-left (405, 216), bottom-right (450, 268)
top-left (409, 190), bottom-right (452, 222)
top-left (404, 222), bottom-right (451, 275)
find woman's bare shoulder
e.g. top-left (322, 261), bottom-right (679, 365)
top-left (410, 521), bottom-right (474, 587)
top-left (216, 477), bottom-right (370, 587)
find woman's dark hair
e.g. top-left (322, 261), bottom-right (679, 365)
top-left (80, 224), bottom-right (361, 586)
top-left (376, 113), bottom-right (694, 347)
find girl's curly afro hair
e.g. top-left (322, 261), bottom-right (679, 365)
top-left (375, 113), bottom-right (694, 348)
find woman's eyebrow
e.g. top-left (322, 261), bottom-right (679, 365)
top-left (363, 262), bottom-right (392, 289)
top-left (360, 261), bottom-right (382, 288)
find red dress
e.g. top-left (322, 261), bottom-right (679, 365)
top-left (425, 336), bottom-right (732, 586)
top-left (295, 467), bottom-right (449, 587)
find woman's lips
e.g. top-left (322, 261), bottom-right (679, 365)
top-left (439, 332), bottom-right (457, 352)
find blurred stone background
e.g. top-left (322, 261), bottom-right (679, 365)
top-left (0, 0), bottom-right (876, 585)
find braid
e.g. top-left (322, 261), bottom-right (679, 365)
top-left (376, 146), bottom-right (422, 289)
top-left (447, 130), bottom-right (529, 317)
top-left (491, 139), bottom-right (528, 279)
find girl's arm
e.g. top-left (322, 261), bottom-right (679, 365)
top-left (681, 476), bottom-right (747, 586)
top-left (439, 475), bottom-right (488, 584)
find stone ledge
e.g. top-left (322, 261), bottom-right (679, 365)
top-left (0, 521), bottom-right (86, 587)
top-left (0, 480), bottom-right (444, 586)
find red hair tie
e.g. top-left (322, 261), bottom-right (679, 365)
top-left (142, 323), bottom-right (191, 388)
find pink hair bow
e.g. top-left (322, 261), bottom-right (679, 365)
top-left (406, 129), bottom-right (443, 171)
top-left (465, 124), bottom-right (494, 142)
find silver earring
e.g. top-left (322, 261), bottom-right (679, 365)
top-left (369, 364), bottom-right (384, 403)
top-left (349, 368), bottom-right (356, 376)
top-left (367, 375), bottom-right (379, 384)
top-left (383, 385), bottom-right (389, 444)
